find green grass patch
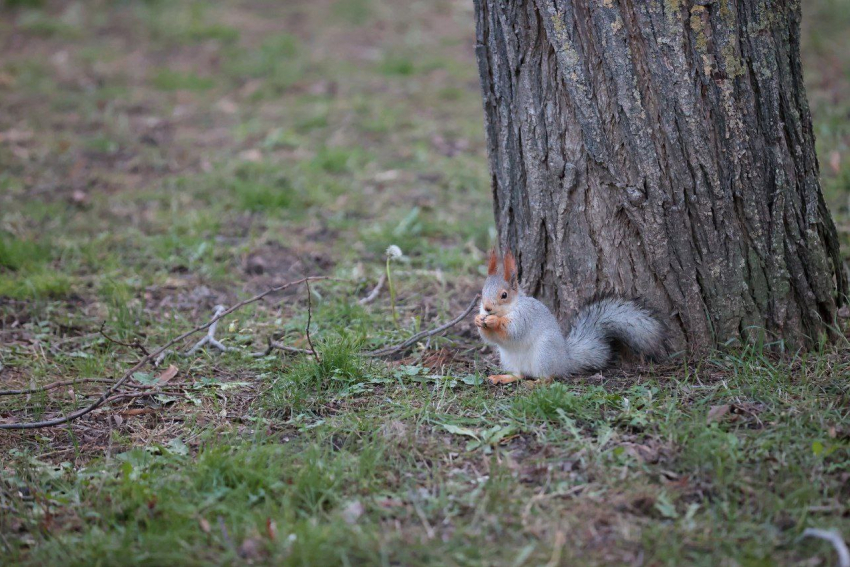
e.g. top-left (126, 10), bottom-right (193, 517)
top-left (0, 270), bottom-right (72, 299)
top-left (510, 383), bottom-right (603, 424)
top-left (265, 333), bottom-right (375, 416)
top-left (151, 68), bottom-right (216, 91)
top-left (223, 33), bottom-right (304, 97)
top-left (14, 10), bottom-right (79, 38)
top-left (225, 161), bottom-right (332, 215)
top-left (0, 234), bottom-right (73, 299)
top-left (0, 233), bottom-right (51, 271)
top-left (3, 438), bottom-right (390, 565)
top-left (333, 0), bottom-right (373, 25)
top-left (379, 55), bottom-right (415, 76)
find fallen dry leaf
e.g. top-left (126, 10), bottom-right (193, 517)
top-left (707, 404), bottom-right (731, 423)
top-left (265, 518), bottom-right (277, 541)
top-left (71, 190), bottom-right (89, 205)
top-left (216, 98), bottom-right (238, 114)
top-left (156, 364), bottom-right (179, 386)
top-left (239, 148), bottom-right (262, 163)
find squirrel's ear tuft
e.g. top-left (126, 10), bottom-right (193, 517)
top-left (503, 249), bottom-right (517, 285)
top-left (487, 248), bottom-right (498, 276)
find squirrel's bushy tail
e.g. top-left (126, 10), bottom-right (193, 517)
top-left (560, 297), bottom-right (667, 375)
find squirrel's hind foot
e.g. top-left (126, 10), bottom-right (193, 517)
top-left (487, 374), bottom-right (521, 385)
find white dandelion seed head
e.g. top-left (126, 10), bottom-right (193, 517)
top-left (386, 245), bottom-right (403, 259)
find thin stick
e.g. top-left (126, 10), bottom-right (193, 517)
top-left (0, 276), bottom-right (330, 430)
top-left (185, 305), bottom-right (229, 355)
top-left (304, 280), bottom-right (320, 364)
top-left (250, 338), bottom-right (313, 358)
top-left (803, 528), bottom-right (850, 567)
top-left (98, 322), bottom-right (150, 356)
top-left (358, 273), bottom-right (386, 305)
top-left (268, 342), bottom-right (313, 355)
top-left (366, 294), bottom-right (479, 356)
top-left (104, 390), bottom-right (187, 405)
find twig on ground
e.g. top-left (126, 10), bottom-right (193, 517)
top-left (218, 516), bottom-right (235, 552)
top-left (0, 276), bottom-right (330, 430)
top-left (98, 322), bottom-right (150, 356)
top-left (251, 338), bottom-right (313, 358)
top-left (104, 390), bottom-right (187, 405)
top-left (185, 305), bottom-right (230, 355)
top-left (272, 342), bottom-right (313, 355)
top-left (2, 277), bottom-right (474, 429)
top-left (304, 280), bottom-right (320, 364)
top-left (366, 294), bottom-right (479, 356)
top-left (802, 528), bottom-right (850, 567)
top-left (153, 349), bottom-right (177, 367)
top-left (358, 273), bottom-right (386, 305)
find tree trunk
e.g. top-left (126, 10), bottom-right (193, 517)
top-left (473, 0), bottom-right (846, 351)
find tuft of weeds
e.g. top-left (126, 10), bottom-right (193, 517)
top-left (510, 383), bottom-right (603, 425)
top-left (0, 233), bottom-right (50, 271)
top-left (379, 55), bottom-right (415, 76)
top-left (264, 333), bottom-right (375, 416)
top-left (232, 175), bottom-right (295, 212)
top-left (308, 146), bottom-right (365, 175)
top-left (215, 160), bottom-right (351, 216)
top-left (0, 233), bottom-right (73, 299)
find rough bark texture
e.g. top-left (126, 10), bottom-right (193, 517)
top-left (474, 0), bottom-right (846, 351)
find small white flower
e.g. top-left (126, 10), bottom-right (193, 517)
top-left (386, 245), bottom-right (403, 260)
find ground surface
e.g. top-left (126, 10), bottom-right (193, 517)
top-left (1, 0), bottom-right (849, 565)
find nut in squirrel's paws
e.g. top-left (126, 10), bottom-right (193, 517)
top-left (475, 314), bottom-right (500, 330)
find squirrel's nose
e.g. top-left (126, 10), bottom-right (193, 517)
top-left (483, 302), bottom-right (494, 313)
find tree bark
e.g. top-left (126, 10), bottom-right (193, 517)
top-left (473, 0), bottom-right (846, 351)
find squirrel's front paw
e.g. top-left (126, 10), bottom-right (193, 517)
top-left (483, 315), bottom-right (500, 329)
top-left (474, 314), bottom-right (488, 329)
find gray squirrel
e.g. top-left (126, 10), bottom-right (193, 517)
top-left (474, 249), bottom-right (667, 384)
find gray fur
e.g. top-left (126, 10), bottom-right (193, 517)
top-left (479, 286), bottom-right (666, 378)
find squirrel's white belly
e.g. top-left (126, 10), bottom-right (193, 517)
top-left (497, 344), bottom-right (543, 378)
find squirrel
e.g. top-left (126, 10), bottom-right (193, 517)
top-left (474, 249), bottom-right (667, 385)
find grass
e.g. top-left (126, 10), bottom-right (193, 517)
top-left (0, 0), bottom-right (849, 565)
top-left (151, 68), bottom-right (216, 91)
top-left (4, 348), bottom-right (849, 565)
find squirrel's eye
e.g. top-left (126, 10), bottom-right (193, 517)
top-left (500, 291), bottom-right (508, 300)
